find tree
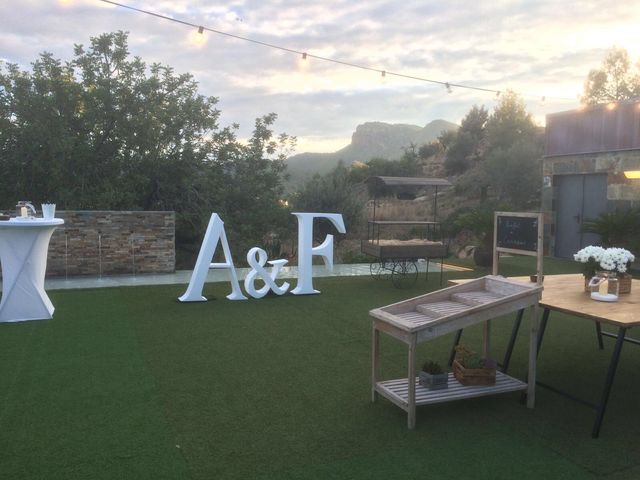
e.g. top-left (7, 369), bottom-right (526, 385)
top-left (482, 136), bottom-right (543, 208)
top-left (437, 129), bottom-right (457, 150)
top-left (484, 91), bottom-right (537, 150)
top-left (443, 105), bottom-right (488, 175)
top-left (418, 141), bottom-right (441, 160)
top-left (451, 92), bottom-right (543, 207)
top-left (487, 92), bottom-right (542, 203)
top-left (293, 162), bottom-right (363, 241)
top-left (0, 31), bottom-right (294, 262)
top-left (208, 113), bottom-right (295, 256)
top-left (582, 47), bottom-right (640, 104)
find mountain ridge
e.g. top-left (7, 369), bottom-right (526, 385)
top-left (286, 119), bottom-right (458, 183)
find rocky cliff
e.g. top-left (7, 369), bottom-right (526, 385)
top-left (286, 119), bottom-right (458, 183)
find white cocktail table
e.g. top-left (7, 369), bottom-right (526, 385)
top-left (0, 218), bottom-right (64, 322)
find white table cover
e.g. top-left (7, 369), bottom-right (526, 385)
top-left (0, 218), bottom-right (64, 322)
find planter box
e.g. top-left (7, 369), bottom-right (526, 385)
top-left (619, 273), bottom-right (632, 294)
top-left (419, 371), bottom-right (448, 390)
top-left (452, 360), bottom-right (496, 386)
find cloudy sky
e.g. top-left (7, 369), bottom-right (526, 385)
top-left (2, 0), bottom-right (639, 153)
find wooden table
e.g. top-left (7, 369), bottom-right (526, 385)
top-left (452, 273), bottom-right (640, 437)
top-left (528, 274), bottom-right (639, 438)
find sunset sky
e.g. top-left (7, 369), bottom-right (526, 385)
top-left (2, 0), bottom-right (639, 153)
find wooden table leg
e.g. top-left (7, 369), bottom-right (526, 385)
top-left (371, 323), bottom-right (380, 402)
top-left (407, 334), bottom-right (417, 429)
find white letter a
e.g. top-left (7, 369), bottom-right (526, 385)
top-left (178, 213), bottom-right (247, 302)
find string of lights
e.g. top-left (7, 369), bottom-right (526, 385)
top-left (97, 0), bottom-right (576, 102)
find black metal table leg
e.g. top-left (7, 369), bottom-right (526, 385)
top-left (536, 308), bottom-right (550, 357)
top-left (595, 322), bottom-right (604, 350)
top-left (592, 327), bottom-right (627, 438)
top-left (448, 329), bottom-right (463, 366)
top-left (502, 309), bottom-right (524, 374)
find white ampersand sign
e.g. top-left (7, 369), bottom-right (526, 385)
top-left (244, 247), bottom-right (290, 299)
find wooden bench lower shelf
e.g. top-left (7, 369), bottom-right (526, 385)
top-left (376, 372), bottom-right (527, 409)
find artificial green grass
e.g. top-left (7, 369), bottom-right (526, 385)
top-left (1, 256), bottom-right (639, 479)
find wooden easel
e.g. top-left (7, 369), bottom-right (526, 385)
top-left (490, 211), bottom-right (544, 407)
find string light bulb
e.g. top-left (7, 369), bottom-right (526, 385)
top-left (298, 52), bottom-right (309, 71)
top-left (189, 27), bottom-right (207, 47)
top-left (381, 70), bottom-right (386, 78)
top-left (445, 82), bottom-right (452, 93)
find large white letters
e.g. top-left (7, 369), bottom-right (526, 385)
top-left (243, 247), bottom-right (290, 298)
top-left (178, 213), bottom-right (247, 302)
top-left (291, 212), bottom-right (346, 295)
top-left (178, 212), bottom-right (346, 302)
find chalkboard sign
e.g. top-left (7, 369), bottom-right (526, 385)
top-left (496, 215), bottom-right (538, 252)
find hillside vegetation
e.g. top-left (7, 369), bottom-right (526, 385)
top-left (285, 119), bottom-right (458, 184)
top-left (290, 92), bottom-right (544, 261)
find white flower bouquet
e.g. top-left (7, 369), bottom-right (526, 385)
top-left (575, 246), bottom-right (635, 276)
top-left (574, 246), bottom-right (606, 277)
top-left (599, 248), bottom-right (635, 274)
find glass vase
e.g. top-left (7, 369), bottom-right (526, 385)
top-left (594, 271), bottom-right (619, 297)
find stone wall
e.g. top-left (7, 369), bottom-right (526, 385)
top-left (46, 211), bottom-right (175, 277)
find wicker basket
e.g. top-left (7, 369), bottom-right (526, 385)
top-left (452, 360), bottom-right (496, 386)
top-left (619, 273), bottom-right (632, 294)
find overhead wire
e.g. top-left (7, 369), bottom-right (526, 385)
top-left (96, 0), bottom-right (576, 102)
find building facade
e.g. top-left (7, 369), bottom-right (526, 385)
top-left (542, 100), bottom-right (640, 257)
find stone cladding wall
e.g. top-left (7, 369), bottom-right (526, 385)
top-left (45, 211), bottom-right (175, 277)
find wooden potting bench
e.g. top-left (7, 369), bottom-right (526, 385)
top-left (370, 275), bottom-right (542, 428)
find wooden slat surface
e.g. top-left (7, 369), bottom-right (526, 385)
top-left (370, 275), bottom-right (541, 332)
top-left (376, 372), bottom-right (527, 407)
top-left (396, 311), bottom-right (437, 327)
top-left (450, 274), bottom-right (640, 328)
top-left (451, 290), bottom-right (504, 306)
top-left (416, 300), bottom-right (469, 317)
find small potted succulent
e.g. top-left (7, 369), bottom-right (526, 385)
top-left (418, 360), bottom-right (448, 390)
top-left (453, 345), bottom-right (497, 386)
